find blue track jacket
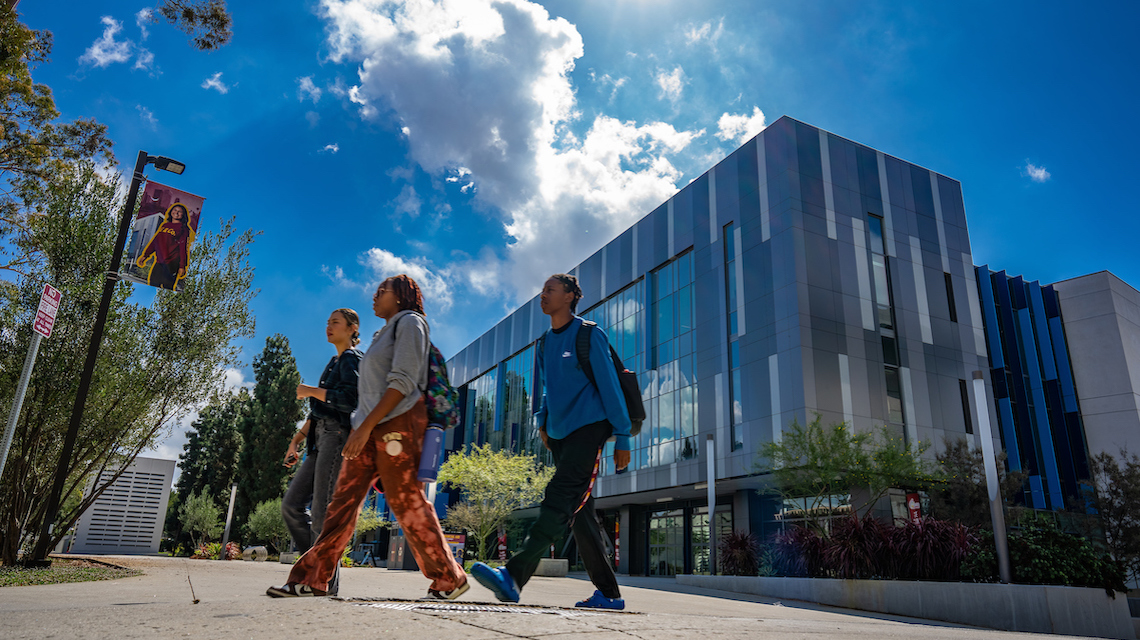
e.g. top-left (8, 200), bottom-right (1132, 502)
top-left (535, 317), bottom-right (632, 451)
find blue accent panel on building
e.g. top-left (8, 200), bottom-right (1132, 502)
top-left (1047, 314), bottom-right (1079, 414)
top-left (975, 265), bottom-right (1005, 368)
top-left (998, 397), bottom-right (1022, 470)
top-left (1028, 284), bottom-right (1057, 381)
top-left (1017, 303), bottom-right (1065, 509)
top-left (977, 267), bottom-right (1093, 510)
top-left (1028, 475), bottom-right (1046, 510)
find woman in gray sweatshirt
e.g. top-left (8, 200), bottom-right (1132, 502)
top-left (268, 274), bottom-right (468, 600)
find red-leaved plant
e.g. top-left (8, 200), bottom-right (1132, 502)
top-left (770, 516), bottom-right (976, 581)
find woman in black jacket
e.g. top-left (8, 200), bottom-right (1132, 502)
top-left (281, 308), bottom-right (362, 595)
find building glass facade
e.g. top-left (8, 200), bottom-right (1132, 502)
top-left (445, 116), bottom-right (992, 575)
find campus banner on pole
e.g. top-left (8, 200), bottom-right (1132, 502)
top-left (121, 180), bottom-right (205, 292)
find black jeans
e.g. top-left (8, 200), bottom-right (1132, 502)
top-left (506, 420), bottom-right (620, 599)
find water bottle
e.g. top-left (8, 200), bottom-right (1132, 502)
top-left (418, 425), bottom-right (445, 482)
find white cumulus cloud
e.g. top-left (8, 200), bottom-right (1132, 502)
top-left (684, 18), bottom-right (724, 50)
top-left (321, 143), bottom-right (339, 153)
top-left (137, 105), bottom-right (158, 129)
top-left (298, 76), bottom-right (322, 103)
top-left (394, 185), bottom-right (422, 219)
top-left (136, 8), bottom-right (153, 40)
top-left (320, 0), bottom-right (702, 302)
top-left (133, 48), bottom-right (155, 71)
top-left (716, 106), bottom-right (767, 144)
top-left (360, 249), bottom-right (453, 312)
top-left (79, 16), bottom-right (132, 68)
top-left (1023, 160), bottom-right (1051, 183)
top-left (201, 71), bottom-right (229, 94)
top-left (656, 66), bottom-right (686, 103)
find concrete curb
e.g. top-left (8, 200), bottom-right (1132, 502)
top-left (677, 575), bottom-right (1136, 640)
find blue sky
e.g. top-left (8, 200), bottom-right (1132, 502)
top-left (17, 0), bottom-right (1140, 464)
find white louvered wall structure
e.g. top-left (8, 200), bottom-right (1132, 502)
top-left (70, 457), bottom-right (175, 555)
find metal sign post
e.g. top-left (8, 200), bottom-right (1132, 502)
top-left (1, 284), bottom-right (62, 482)
top-left (706, 433), bottom-right (716, 575)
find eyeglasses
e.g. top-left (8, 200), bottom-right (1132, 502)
top-left (373, 287), bottom-right (390, 301)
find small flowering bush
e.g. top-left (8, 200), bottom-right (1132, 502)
top-left (190, 541), bottom-right (242, 560)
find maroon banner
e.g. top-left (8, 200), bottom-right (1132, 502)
top-left (121, 180), bottom-right (205, 292)
top-left (906, 492), bottom-right (922, 524)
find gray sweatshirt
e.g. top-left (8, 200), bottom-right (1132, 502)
top-left (351, 309), bottom-right (429, 430)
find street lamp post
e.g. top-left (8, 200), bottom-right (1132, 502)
top-left (972, 370), bottom-right (1012, 584)
top-left (220, 483), bottom-right (238, 556)
top-left (27, 151), bottom-right (185, 566)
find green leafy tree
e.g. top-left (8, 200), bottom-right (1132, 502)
top-left (152, 1), bottom-right (233, 51)
top-left (1087, 449), bottom-right (1140, 585)
top-left (758, 414), bottom-right (937, 526)
top-left (243, 498), bottom-right (290, 553)
top-left (180, 488), bottom-right (222, 548)
top-left (176, 390), bottom-right (249, 507)
top-left (926, 437), bottom-right (1026, 527)
top-left (437, 444), bottom-right (554, 560)
top-left (163, 489), bottom-right (185, 552)
top-left (0, 162), bottom-right (257, 565)
top-left (1, 6), bottom-right (112, 280)
top-left (355, 506), bottom-right (394, 537)
top-left (233, 335), bottom-right (305, 534)
top-left (1, 3), bottom-right (232, 281)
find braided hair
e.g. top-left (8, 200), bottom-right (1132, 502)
top-left (550, 273), bottom-right (582, 313)
top-left (388, 274), bottom-right (425, 315)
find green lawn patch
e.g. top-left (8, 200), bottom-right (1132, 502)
top-left (0, 559), bottom-right (142, 587)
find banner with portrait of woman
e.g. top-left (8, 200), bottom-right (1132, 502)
top-left (121, 181), bottom-right (206, 292)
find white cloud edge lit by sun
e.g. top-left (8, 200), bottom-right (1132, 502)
top-left (78, 13), bottom-right (156, 72)
top-left (1023, 160), bottom-right (1051, 183)
top-left (201, 72), bottom-right (230, 94)
top-left (79, 16), bottom-right (132, 68)
top-left (684, 18), bottom-right (725, 52)
top-left (318, 0), bottom-right (768, 309)
top-left (716, 107), bottom-right (767, 144)
top-left (322, 249), bottom-right (454, 313)
top-left (298, 76), bottom-right (323, 103)
top-left (655, 66), bottom-right (686, 103)
top-left (135, 8), bottom-right (152, 40)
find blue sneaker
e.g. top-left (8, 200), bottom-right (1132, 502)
top-left (470, 562), bottom-right (519, 603)
top-left (575, 590), bottom-right (624, 610)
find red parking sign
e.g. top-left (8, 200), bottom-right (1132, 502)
top-left (32, 284), bottom-right (62, 338)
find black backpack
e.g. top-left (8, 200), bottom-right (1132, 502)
top-left (574, 320), bottom-right (646, 436)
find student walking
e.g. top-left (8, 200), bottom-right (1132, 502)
top-left (471, 273), bottom-right (631, 610)
top-left (280, 308), bottom-right (362, 596)
top-left (267, 275), bottom-right (468, 600)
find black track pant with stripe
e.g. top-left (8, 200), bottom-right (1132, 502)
top-left (505, 419), bottom-right (621, 600)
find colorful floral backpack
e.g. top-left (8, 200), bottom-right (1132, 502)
top-left (394, 313), bottom-right (459, 429)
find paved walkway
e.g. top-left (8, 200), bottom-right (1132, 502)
top-left (0, 555), bottom-right (1097, 639)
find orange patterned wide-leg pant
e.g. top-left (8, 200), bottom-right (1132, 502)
top-left (287, 398), bottom-right (465, 593)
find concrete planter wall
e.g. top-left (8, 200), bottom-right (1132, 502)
top-left (676, 575), bottom-right (1135, 640)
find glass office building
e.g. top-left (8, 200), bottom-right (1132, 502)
top-left (445, 116), bottom-right (994, 575)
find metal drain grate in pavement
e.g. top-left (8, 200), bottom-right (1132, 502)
top-left (340, 598), bottom-right (634, 617)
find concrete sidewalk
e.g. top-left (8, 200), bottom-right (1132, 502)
top-left (0, 555), bottom-right (1094, 639)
